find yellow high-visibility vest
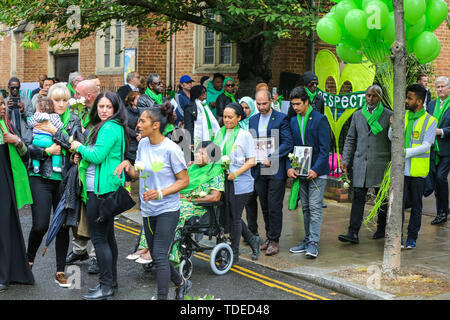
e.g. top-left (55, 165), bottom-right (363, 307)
top-left (404, 112), bottom-right (436, 177)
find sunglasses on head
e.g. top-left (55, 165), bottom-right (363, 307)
top-left (226, 83), bottom-right (235, 87)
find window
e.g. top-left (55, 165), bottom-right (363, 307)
top-left (194, 24), bottom-right (239, 74)
top-left (96, 19), bottom-right (125, 75)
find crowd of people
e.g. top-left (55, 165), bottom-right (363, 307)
top-left (0, 69), bottom-right (448, 300)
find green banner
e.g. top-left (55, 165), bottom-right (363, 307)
top-left (317, 88), bottom-right (366, 110)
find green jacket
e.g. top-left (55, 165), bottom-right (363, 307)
top-left (78, 120), bottom-right (125, 202)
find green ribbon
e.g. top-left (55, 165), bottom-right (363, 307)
top-left (82, 111), bottom-right (91, 129)
top-left (361, 102), bottom-right (384, 136)
top-left (201, 102), bottom-right (214, 140)
top-left (145, 87), bottom-right (163, 105)
top-left (404, 108), bottom-right (426, 149)
top-left (432, 96), bottom-right (450, 165)
top-left (213, 125), bottom-right (240, 156)
top-left (67, 83), bottom-right (76, 96)
top-left (0, 119), bottom-right (33, 209)
top-left (180, 163), bottom-right (223, 195)
top-left (296, 105), bottom-right (313, 144)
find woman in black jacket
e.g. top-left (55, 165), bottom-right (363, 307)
top-left (215, 77), bottom-right (237, 126)
top-left (124, 91), bottom-right (141, 190)
top-left (26, 83), bottom-right (82, 288)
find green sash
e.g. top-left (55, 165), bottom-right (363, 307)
top-left (201, 102), bottom-right (214, 140)
top-left (67, 83), bottom-right (76, 96)
top-left (0, 119), bottom-right (33, 209)
top-left (213, 126), bottom-right (240, 156)
top-left (180, 163), bottom-right (223, 195)
top-left (288, 106), bottom-right (313, 210)
top-left (361, 102), bottom-right (384, 136)
top-left (145, 87), bottom-right (163, 105)
top-left (432, 96), bottom-right (450, 164)
top-left (405, 108), bottom-right (426, 149)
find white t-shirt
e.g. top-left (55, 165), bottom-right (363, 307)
top-left (136, 137), bottom-right (187, 217)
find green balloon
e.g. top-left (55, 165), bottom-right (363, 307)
top-left (406, 16), bottom-right (426, 39)
top-left (413, 31), bottom-right (439, 61)
top-left (317, 17), bottom-right (343, 45)
top-left (380, 0), bottom-right (394, 11)
top-left (335, 0), bottom-right (358, 24)
top-left (425, 0), bottom-right (449, 31)
top-left (365, 0), bottom-right (389, 30)
top-left (345, 9), bottom-right (370, 40)
top-left (404, 0), bottom-right (426, 25)
top-left (381, 12), bottom-right (395, 45)
top-left (336, 39), bottom-right (363, 63)
top-left (418, 39), bottom-right (441, 64)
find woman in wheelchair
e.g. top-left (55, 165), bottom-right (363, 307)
top-left (169, 141), bottom-right (225, 264)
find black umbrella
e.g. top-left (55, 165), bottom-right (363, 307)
top-left (42, 191), bottom-right (67, 256)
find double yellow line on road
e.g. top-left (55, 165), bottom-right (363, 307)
top-left (114, 222), bottom-right (330, 301)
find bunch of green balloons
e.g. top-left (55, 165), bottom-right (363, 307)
top-left (316, 0), bottom-right (448, 64)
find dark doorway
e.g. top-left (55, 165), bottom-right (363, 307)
top-left (54, 51), bottom-right (79, 82)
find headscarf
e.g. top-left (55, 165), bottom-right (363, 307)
top-left (222, 77), bottom-right (236, 103)
top-left (206, 81), bottom-right (223, 105)
top-left (239, 96), bottom-right (257, 130)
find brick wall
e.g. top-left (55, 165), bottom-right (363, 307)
top-left (0, 32), bottom-right (11, 89)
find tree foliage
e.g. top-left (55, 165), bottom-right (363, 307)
top-left (0, 0), bottom-right (323, 50)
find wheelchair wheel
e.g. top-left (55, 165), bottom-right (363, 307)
top-left (210, 242), bottom-right (233, 276)
top-left (179, 258), bottom-right (193, 280)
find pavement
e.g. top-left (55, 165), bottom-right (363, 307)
top-left (122, 181), bottom-right (450, 300)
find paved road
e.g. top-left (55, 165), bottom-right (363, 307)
top-left (1, 208), bottom-right (354, 301)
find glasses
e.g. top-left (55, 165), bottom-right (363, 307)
top-left (9, 86), bottom-right (20, 90)
top-left (309, 81), bottom-right (318, 86)
top-left (152, 81), bottom-right (163, 86)
top-left (226, 83), bottom-right (235, 87)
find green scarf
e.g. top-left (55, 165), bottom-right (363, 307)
top-left (59, 107), bottom-right (72, 156)
top-left (206, 81), bottom-right (223, 105)
top-left (288, 106), bottom-right (313, 210)
top-left (404, 108), bottom-right (426, 149)
top-left (82, 110), bottom-right (91, 129)
top-left (163, 123), bottom-right (174, 137)
top-left (213, 126), bottom-right (240, 156)
top-left (222, 77), bottom-right (236, 103)
top-left (305, 87), bottom-right (318, 104)
top-left (0, 119), bottom-right (33, 209)
top-left (181, 163), bottom-right (223, 195)
top-left (145, 87), bottom-right (163, 105)
top-left (201, 101), bottom-right (214, 140)
top-left (67, 83), bottom-right (76, 96)
top-left (361, 102), bottom-right (384, 136)
top-left (432, 96), bottom-right (450, 164)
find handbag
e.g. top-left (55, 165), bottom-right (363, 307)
top-left (96, 132), bottom-right (136, 223)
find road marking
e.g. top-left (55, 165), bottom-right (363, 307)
top-left (114, 222), bottom-right (331, 300)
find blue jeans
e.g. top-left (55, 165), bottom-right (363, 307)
top-left (298, 178), bottom-right (327, 244)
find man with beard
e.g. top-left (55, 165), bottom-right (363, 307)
top-left (338, 85), bottom-right (392, 244)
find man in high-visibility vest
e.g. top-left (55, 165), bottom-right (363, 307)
top-left (390, 84), bottom-right (437, 249)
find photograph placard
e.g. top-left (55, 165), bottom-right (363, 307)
top-left (294, 146), bottom-right (312, 176)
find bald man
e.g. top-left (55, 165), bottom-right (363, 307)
top-left (338, 85), bottom-right (393, 244)
top-left (75, 79), bottom-right (99, 133)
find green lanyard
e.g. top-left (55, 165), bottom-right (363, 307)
top-left (296, 105), bottom-right (313, 144)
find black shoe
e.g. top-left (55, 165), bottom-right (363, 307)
top-left (175, 280), bottom-right (192, 300)
top-left (88, 258), bottom-right (100, 274)
top-left (66, 251), bottom-right (89, 265)
top-left (431, 212), bottom-right (447, 225)
top-left (88, 283), bottom-right (118, 294)
top-left (83, 286), bottom-right (114, 300)
top-left (372, 229), bottom-right (385, 239)
top-left (248, 235), bottom-right (261, 260)
top-left (0, 284), bottom-right (7, 293)
top-left (338, 233), bottom-right (359, 244)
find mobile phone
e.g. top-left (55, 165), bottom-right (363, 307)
top-left (12, 97), bottom-right (20, 108)
top-left (272, 87), bottom-right (277, 96)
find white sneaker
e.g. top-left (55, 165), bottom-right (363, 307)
top-left (55, 273), bottom-right (71, 288)
top-left (136, 257), bottom-right (153, 264)
top-left (126, 254), bottom-right (141, 260)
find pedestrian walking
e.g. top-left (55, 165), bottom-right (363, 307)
top-left (70, 91), bottom-right (129, 300)
top-left (338, 85), bottom-right (392, 243)
top-left (114, 103), bottom-right (191, 300)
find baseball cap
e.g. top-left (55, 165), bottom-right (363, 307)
top-left (180, 75), bottom-right (194, 83)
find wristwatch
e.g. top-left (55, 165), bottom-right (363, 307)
top-left (14, 137), bottom-right (22, 147)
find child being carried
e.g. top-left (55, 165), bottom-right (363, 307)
top-left (27, 97), bottom-right (64, 173)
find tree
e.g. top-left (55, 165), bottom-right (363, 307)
top-left (382, 0), bottom-right (407, 278)
top-left (0, 0), bottom-right (323, 95)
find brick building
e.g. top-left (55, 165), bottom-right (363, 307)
top-left (0, 3), bottom-right (449, 96)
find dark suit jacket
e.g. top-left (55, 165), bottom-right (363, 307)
top-left (286, 110), bottom-right (331, 177)
top-left (117, 84), bottom-right (132, 101)
top-left (183, 101), bottom-right (197, 144)
top-left (249, 109), bottom-right (293, 180)
top-left (427, 99), bottom-right (450, 157)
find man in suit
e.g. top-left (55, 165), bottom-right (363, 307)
top-left (249, 90), bottom-right (293, 256)
top-left (417, 74), bottom-right (432, 108)
top-left (427, 76), bottom-right (450, 225)
top-left (287, 86), bottom-right (330, 259)
top-left (117, 71), bottom-right (141, 101)
top-left (338, 85), bottom-right (393, 244)
top-left (137, 73), bottom-right (167, 113)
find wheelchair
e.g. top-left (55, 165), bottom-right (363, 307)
top-left (175, 199), bottom-right (234, 280)
top-left (138, 199), bottom-right (234, 281)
